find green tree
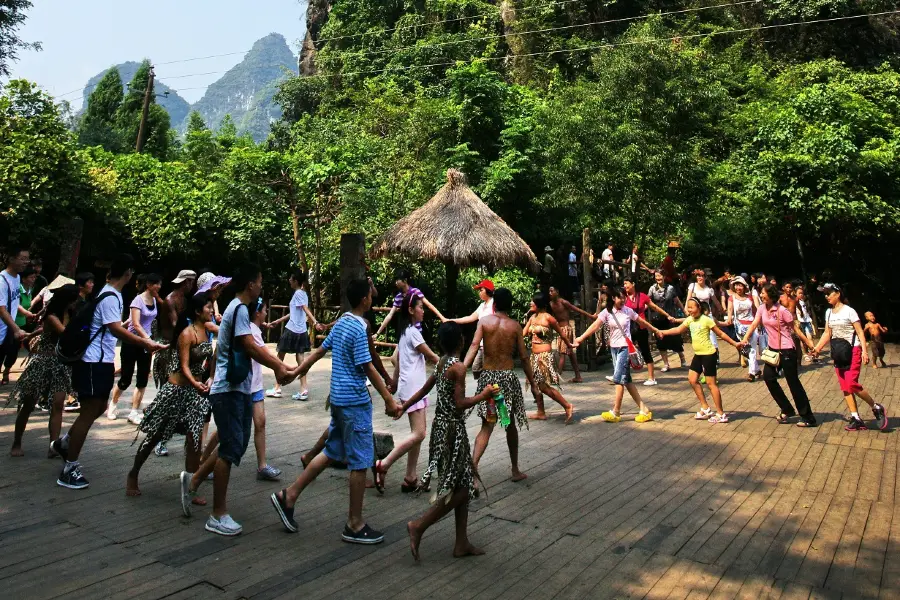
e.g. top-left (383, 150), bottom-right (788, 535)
top-left (77, 67), bottom-right (125, 152)
top-left (0, 0), bottom-right (40, 77)
top-left (183, 110), bottom-right (221, 172)
top-left (115, 60), bottom-right (171, 160)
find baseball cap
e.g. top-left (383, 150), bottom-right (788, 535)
top-left (817, 282), bottom-right (841, 293)
top-left (172, 269), bottom-right (197, 284)
top-left (473, 279), bottom-right (495, 293)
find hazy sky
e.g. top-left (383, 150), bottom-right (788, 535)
top-left (9, 0), bottom-right (308, 104)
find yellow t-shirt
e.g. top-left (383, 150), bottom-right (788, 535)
top-left (687, 314), bottom-right (717, 355)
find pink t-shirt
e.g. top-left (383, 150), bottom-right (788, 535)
top-left (596, 306), bottom-right (638, 348)
top-left (760, 304), bottom-right (794, 350)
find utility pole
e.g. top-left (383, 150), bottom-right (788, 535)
top-left (135, 66), bottom-right (155, 153)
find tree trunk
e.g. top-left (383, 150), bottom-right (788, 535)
top-left (58, 217), bottom-right (84, 277)
top-left (795, 230), bottom-right (809, 286)
top-left (290, 204), bottom-right (308, 272)
top-left (313, 211), bottom-right (322, 312)
top-left (446, 263), bottom-right (459, 316)
top-left (340, 233), bottom-right (366, 313)
top-left (581, 227), bottom-right (593, 371)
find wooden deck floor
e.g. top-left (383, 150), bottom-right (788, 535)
top-left (1, 343), bottom-right (898, 599)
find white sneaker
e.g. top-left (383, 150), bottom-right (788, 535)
top-left (660, 366), bottom-right (670, 373)
top-left (265, 388), bottom-right (282, 398)
top-left (205, 514), bottom-right (242, 536)
top-left (127, 410), bottom-right (143, 426)
top-left (605, 375), bottom-right (614, 383)
top-left (107, 405), bottom-right (117, 420)
top-left (643, 379), bottom-right (658, 386)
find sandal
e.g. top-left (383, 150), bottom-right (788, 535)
top-left (775, 413), bottom-right (794, 424)
top-left (796, 419), bottom-right (817, 428)
top-left (694, 407), bottom-right (713, 420)
top-left (401, 478), bottom-right (419, 493)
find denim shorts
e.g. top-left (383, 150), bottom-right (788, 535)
top-left (210, 391), bottom-right (253, 467)
top-left (611, 346), bottom-right (632, 385)
top-left (324, 402), bottom-right (374, 471)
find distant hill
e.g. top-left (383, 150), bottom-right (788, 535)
top-left (78, 33), bottom-right (299, 143)
top-left (81, 61), bottom-right (191, 128)
top-left (188, 33), bottom-right (298, 142)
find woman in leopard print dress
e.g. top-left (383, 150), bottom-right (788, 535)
top-left (9, 285), bottom-right (79, 458)
top-left (401, 322), bottom-right (493, 561)
top-left (522, 292), bottom-right (575, 423)
top-left (126, 294), bottom-right (214, 497)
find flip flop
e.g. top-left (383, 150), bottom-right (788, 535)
top-left (371, 460), bottom-right (386, 494)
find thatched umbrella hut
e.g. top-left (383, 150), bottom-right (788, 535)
top-left (370, 168), bottom-right (539, 312)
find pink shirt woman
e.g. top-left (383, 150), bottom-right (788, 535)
top-left (759, 303), bottom-right (794, 351)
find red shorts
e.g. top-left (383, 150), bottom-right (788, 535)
top-left (835, 345), bottom-right (863, 395)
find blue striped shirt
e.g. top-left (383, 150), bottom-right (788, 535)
top-left (322, 313), bottom-right (372, 406)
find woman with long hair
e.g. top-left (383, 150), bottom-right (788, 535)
top-left (373, 293), bottom-right (439, 492)
top-left (623, 276), bottom-right (671, 385)
top-left (812, 284), bottom-right (888, 431)
top-left (524, 292), bottom-right (575, 423)
top-left (109, 273), bottom-right (163, 424)
top-left (574, 288), bottom-right (658, 423)
top-left (741, 284), bottom-right (816, 427)
top-left (727, 276), bottom-right (762, 382)
top-left (8, 284), bottom-right (79, 457)
top-left (126, 293), bottom-right (215, 498)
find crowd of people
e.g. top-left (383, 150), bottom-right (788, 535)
top-left (0, 241), bottom-right (893, 561)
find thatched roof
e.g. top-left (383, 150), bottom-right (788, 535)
top-left (370, 169), bottom-right (540, 272)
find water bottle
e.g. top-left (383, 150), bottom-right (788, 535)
top-left (492, 384), bottom-right (511, 428)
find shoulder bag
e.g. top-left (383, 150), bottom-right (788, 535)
top-left (610, 310), bottom-right (645, 370)
top-left (225, 304), bottom-right (252, 384)
top-left (829, 310), bottom-right (856, 369)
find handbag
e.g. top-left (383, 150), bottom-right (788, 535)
top-left (759, 306), bottom-right (785, 368)
top-left (830, 333), bottom-right (856, 369)
top-left (225, 304), bottom-right (252, 384)
top-left (610, 310), bottom-right (645, 370)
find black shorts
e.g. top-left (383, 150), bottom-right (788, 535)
top-left (690, 354), bottom-right (718, 378)
top-left (72, 362), bottom-right (116, 400)
top-left (632, 327), bottom-right (653, 365)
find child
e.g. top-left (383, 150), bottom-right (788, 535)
top-left (864, 312), bottom-right (888, 368)
top-left (400, 322), bottom-right (493, 561)
top-left (658, 297), bottom-right (746, 423)
top-left (373, 294), bottom-right (438, 492)
top-left (250, 299), bottom-right (282, 480)
top-left (265, 271), bottom-right (323, 400)
top-left (270, 278), bottom-right (398, 544)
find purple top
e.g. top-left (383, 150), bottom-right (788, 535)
top-left (128, 294), bottom-right (158, 336)
top-left (393, 287), bottom-right (424, 331)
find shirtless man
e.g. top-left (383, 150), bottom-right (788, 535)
top-left (548, 286), bottom-right (593, 383)
top-left (464, 288), bottom-right (537, 485)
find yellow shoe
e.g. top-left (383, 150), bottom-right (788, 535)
top-left (601, 411), bottom-right (621, 423)
top-left (635, 411), bottom-right (653, 423)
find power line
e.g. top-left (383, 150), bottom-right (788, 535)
top-left (305, 9), bottom-right (900, 80)
top-left (341, 0), bottom-right (760, 60)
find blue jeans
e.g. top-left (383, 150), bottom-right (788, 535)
top-left (324, 403), bottom-right (374, 471)
top-left (210, 391), bottom-right (253, 466)
top-left (800, 322), bottom-right (813, 339)
top-left (611, 346), bottom-right (632, 385)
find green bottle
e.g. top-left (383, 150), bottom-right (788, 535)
top-left (493, 385), bottom-right (511, 428)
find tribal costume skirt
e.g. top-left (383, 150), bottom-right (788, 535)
top-left (531, 351), bottom-right (561, 389)
top-left (475, 369), bottom-right (528, 431)
top-left (420, 415), bottom-right (476, 505)
top-left (7, 354), bottom-right (73, 409)
top-left (135, 381), bottom-right (210, 453)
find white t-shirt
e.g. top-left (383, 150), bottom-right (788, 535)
top-left (286, 289), bottom-right (309, 334)
top-left (250, 322), bottom-right (265, 393)
top-left (568, 252), bottom-right (578, 277)
top-left (630, 253), bottom-right (638, 274)
top-left (827, 305), bottom-right (861, 346)
top-left (689, 283), bottom-right (715, 303)
top-left (732, 296), bottom-right (754, 323)
top-left (602, 248), bottom-right (613, 273)
top-left (0, 270), bottom-right (21, 340)
top-left (476, 299), bottom-right (494, 348)
top-left (82, 285), bottom-right (124, 363)
top-left (596, 306), bottom-right (637, 348)
top-left (396, 324), bottom-right (427, 401)
top-left (797, 300), bottom-right (812, 324)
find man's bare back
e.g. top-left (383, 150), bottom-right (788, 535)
top-left (478, 313), bottom-right (526, 371)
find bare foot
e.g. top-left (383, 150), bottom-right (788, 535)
top-left (10, 446), bottom-right (24, 457)
top-left (511, 471), bottom-right (527, 482)
top-left (565, 405), bottom-right (576, 425)
top-left (569, 377), bottom-right (583, 384)
top-left (191, 496), bottom-right (207, 506)
top-left (125, 474), bottom-right (141, 497)
top-left (453, 542), bottom-right (485, 558)
top-left (365, 478), bottom-right (375, 489)
top-left (408, 521), bottom-right (423, 561)
top-left (527, 411), bottom-right (548, 421)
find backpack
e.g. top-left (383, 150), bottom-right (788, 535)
top-left (57, 291), bottom-right (118, 363)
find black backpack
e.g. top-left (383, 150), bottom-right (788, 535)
top-left (57, 291), bottom-right (119, 363)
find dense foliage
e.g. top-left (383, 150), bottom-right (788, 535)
top-left (2, 0), bottom-right (900, 319)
